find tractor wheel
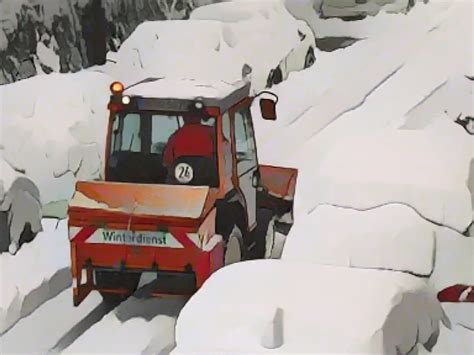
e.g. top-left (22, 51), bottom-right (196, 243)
top-left (95, 271), bottom-right (141, 304)
top-left (264, 216), bottom-right (277, 259)
top-left (272, 66), bottom-right (283, 86)
top-left (304, 47), bottom-right (316, 69)
top-left (224, 225), bottom-right (244, 266)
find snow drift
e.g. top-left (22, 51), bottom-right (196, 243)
top-left (0, 72), bottom-right (112, 218)
top-left (429, 228), bottom-right (474, 293)
top-left (173, 260), bottom-right (447, 354)
top-left (106, 0), bottom-right (316, 93)
top-left (0, 157), bottom-right (42, 255)
top-left (0, 219), bottom-right (70, 334)
top-left (282, 204), bottom-right (436, 276)
top-left (310, 122), bottom-right (472, 233)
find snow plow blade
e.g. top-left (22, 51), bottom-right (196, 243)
top-left (68, 181), bottom-right (223, 306)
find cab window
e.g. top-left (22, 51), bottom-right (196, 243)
top-left (234, 107), bottom-right (257, 174)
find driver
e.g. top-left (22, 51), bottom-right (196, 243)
top-left (163, 115), bottom-right (216, 168)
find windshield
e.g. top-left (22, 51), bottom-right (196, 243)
top-left (107, 111), bottom-right (218, 186)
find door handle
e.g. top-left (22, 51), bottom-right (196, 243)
top-left (252, 170), bottom-right (260, 188)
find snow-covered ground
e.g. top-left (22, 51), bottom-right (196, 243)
top-left (0, 219), bottom-right (70, 334)
top-left (1, 0), bottom-right (472, 352)
top-left (62, 295), bottom-right (186, 354)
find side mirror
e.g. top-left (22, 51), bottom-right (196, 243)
top-left (260, 98), bottom-right (277, 121)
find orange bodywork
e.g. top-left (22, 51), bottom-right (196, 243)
top-left (260, 164), bottom-right (298, 201)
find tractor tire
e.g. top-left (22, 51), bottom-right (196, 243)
top-left (304, 47), bottom-right (316, 69)
top-left (224, 225), bottom-right (244, 266)
top-left (264, 216), bottom-right (277, 259)
top-left (253, 208), bottom-right (274, 259)
top-left (95, 270), bottom-right (141, 304)
top-left (272, 66), bottom-right (283, 86)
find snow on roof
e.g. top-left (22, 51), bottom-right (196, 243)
top-left (125, 78), bottom-right (250, 104)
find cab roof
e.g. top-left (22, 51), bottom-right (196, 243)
top-left (124, 78), bottom-right (251, 113)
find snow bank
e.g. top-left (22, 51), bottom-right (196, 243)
top-left (419, 324), bottom-right (474, 355)
top-left (63, 296), bottom-right (185, 354)
top-left (174, 260), bottom-right (447, 354)
top-left (282, 203), bottom-right (473, 293)
top-left (106, 20), bottom-right (242, 87)
top-left (282, 204), bottom-right (436, 276)
top-left (309, 122), bottom-right (472, 233)
top-left (403, 74), bottom-right (474, 129)
top-left (0, 219), bottom-right (71, 334)
top-left (0, 157), bottom-right (42, 254)
top-left (107, 0), bottom-right (315, 93)
top-left (0, 72), bottom-right (112, 217)
top-left (256, 0), bottom-right (472, 174)
top-left (0, 289), bottom-right (102, 354)
top-left (430, 228), bottom-right (474, 293)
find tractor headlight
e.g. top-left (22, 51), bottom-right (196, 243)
top-left (122, 95), bottom-right (131, 105)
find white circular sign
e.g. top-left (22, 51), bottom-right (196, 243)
top-left (175, 163), bottom-right (194, 183)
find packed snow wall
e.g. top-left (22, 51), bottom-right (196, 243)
top-left (0, 0), bottom-right (219, 84)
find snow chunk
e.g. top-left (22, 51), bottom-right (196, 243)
top-left (0, 157), bottom-right (42, 254)
top-left (282, 204), bottom-right (436, 276)
top-left (310, 125), bottom-right (473, 233)
top-left (0, 219), bottom-right (71, 334)
top-left (174, 260), bottom-right (446, 354)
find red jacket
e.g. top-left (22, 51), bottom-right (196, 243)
top-left (163, 124), bottom-right (215, 167)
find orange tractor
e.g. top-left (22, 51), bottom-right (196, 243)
top-left (68, 78), bottom-right (297, 306)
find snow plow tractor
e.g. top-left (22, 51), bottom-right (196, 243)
top-left (68, 78), bottom-right (297, 306)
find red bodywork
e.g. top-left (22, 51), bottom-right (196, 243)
top-left (69, 182), bottom-right (223, 305)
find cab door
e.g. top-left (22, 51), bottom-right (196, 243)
top-left (231, 103), bottom-right (259, 230)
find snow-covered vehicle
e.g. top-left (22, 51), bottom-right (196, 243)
top-left (172, 260), bottom-right (447, 354)
top-left (67, 78), bottom-right (298, 306)
top-left (190, 0), bottom-right (317, 88)
top-left (321, 0), bottom-right (423, 19)
top-left (105, 0), bottom-right (316, 92)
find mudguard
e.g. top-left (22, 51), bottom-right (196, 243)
top-left (259, 164), bottom-right (298, 201)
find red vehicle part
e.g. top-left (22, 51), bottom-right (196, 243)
top-left (438, 284), bottom-right (474, 303)
top-left (69, 182), bottom-right (223, 306)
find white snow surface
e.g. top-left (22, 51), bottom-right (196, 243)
top-left (106, 20), bottom-right (242, 87)
top-left (419, 324), bottom-right (474, 355)
top-left (173, 260), bottom-right (447, 354)
top-left (255, 0), bottom-right (472, 175)
top-left (106, 0), bottom-right (315, 93)
top-left (309, 123), bottom-right (473, 233)
top-left (0, 289), bottom-right (102, 354)
top-left (0, 72), bottom-right (112, 215)
top-left (125, 78), bottom-right (248, 101)
top-left (63, 296), bottom-right (185, 355)
top-left (429, 227), bottom-right (474, 293)
top-left (282, 204), bottom-right (436, 276)
top-left (0, 219), bottom-right (70, 334)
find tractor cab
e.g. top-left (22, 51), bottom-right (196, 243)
top-left (105, 78), bottom-right (275, 191)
